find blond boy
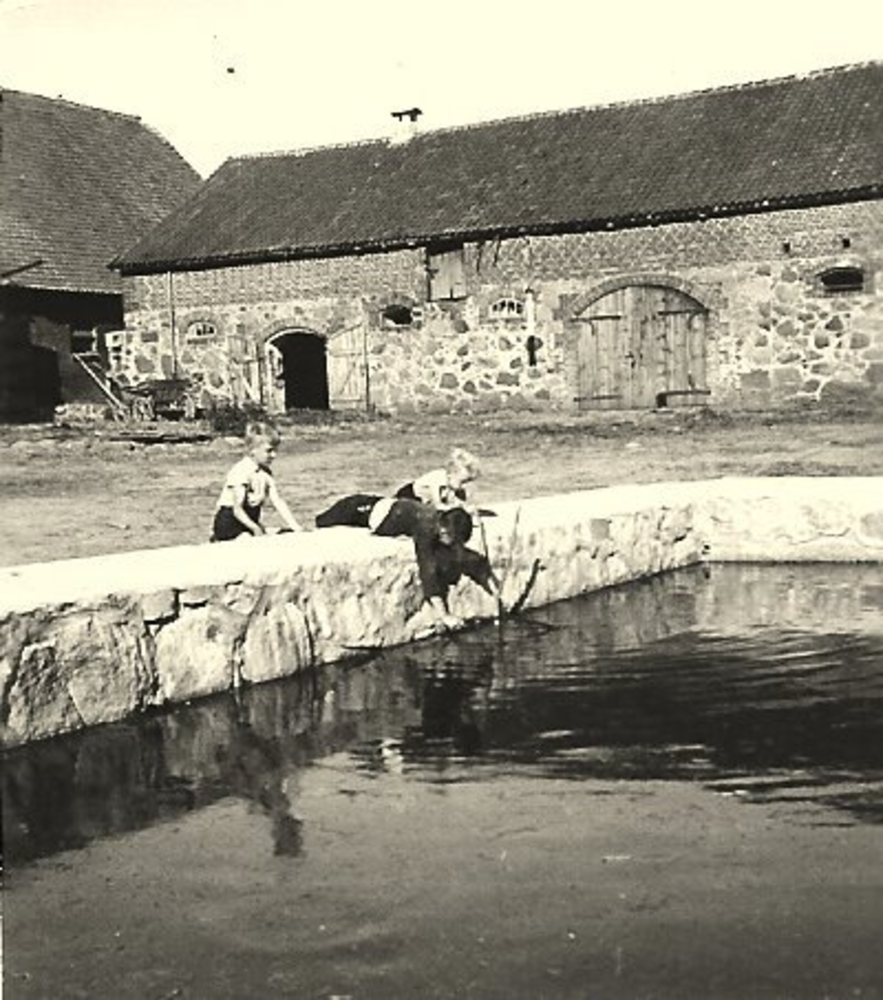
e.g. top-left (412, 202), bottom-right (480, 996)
top-left (211, 421), bottom-right (304, 541)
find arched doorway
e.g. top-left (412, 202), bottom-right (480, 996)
top-left (571, 285), bottom-right (709, 409)
top-left (266, 330), bottom-right (329, 411)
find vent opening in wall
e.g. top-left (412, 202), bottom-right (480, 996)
top-left (526, 334), bottom-right (542, 367)
top-left (819, 266), bottom-right (865, 294)
top-left (490, 297), bottom-right (525, 319)
top-left (186, 320), bottom-right (217, 340)
top-left (382, 304), bottom-right (414, 326)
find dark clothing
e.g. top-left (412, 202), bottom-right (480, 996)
top-left (372, 499), bottom-right (491, 600)
top-left (314, 495), bottom-right (494, 602)
top-left (211, 502), bottom-right (261, 542)
top-left (314, 494), bottom-right (381, 529)
top-left (372, 497), bottom-right (438, 539)
top-left (395, 480), bottom-right (496, 519)
top-left (415, 533), bottom-right (494, 601)
top-left (395, 480), bottom-right (467, 504)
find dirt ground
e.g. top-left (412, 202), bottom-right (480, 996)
top-left (2, 402), bottom-right (883, 567)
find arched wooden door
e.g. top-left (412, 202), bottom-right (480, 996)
top-left (574, 285), bottom-right (708, 409)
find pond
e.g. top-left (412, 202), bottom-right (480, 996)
top-left (3, 564), bottom-right (883, 999)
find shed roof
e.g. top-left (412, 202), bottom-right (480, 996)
top-left (0, 89), bottom-right (201, 294)
top-left (115, 61), bottom-right (883, 275)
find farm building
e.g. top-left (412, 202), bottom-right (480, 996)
top-left (0, 89), bottom-right (201, 421)
top-left (113, 62), bottom-right (882, 415)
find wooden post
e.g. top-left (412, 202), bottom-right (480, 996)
top-left (362, 326), bottom-right (371, 413)
top-left (167, 272), bottom-right (178, 379)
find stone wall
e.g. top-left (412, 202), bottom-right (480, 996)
top-left (3, 476), bottom-right (882, 748)
top-left (117, 200), bottom-right (883, 413)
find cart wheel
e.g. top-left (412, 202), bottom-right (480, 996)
top-left (131, 397), bottom-right (154, 421)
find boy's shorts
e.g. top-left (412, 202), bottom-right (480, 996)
top-left (211, 503), bottom-right (261, 541)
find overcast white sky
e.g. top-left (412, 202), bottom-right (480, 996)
top-left (1, 0), bottom-right (881, 177)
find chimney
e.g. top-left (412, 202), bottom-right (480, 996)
top-left (390, 107), bottom-right (422, 145)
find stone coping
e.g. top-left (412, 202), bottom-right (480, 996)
top-left (0, 480), bottom-right (681, 614)
top-left (2, 476), bottom-right (882, 615)
top-left (2, 476), bottom-right (882, 748)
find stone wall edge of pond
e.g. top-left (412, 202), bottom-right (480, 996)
top-left (2, 476), bottom-right (882, 747)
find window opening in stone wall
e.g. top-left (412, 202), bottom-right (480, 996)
top-left (104, 330), bottom-right (125, 371)
top-left (841, 237), bottom-right (851, 250)
top-left (490, 297), bottom-right (525, 319)
top-left (382, 304), bottom-right (414, 326)
top-left (186, 320), bottom-right (217, 341)
top-left (70, 329), bottom-right (97, 355)
top-left (819, 266), bottom-right (865, 295)
top-left (427, 246), bottom-right (466, 301)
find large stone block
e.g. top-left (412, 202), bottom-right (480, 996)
top-left (241, 601), bottom-right (312, 684)
top-left (3, 606), bottom-right (154, 744)
top-left (153, 604), bottom-right (246, 702)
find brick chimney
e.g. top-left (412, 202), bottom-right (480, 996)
top-left (390, 107), bottom-right (422, 145)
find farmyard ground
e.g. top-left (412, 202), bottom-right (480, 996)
top-left (2, 403), bottom-right (882, 568)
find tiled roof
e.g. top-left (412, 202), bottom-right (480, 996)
top-left (0, 89), bottom-right (201, 294)
top-left (115, 61), bottom-right (883, 275)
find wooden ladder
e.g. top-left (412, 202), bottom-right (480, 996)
top-left (71, 352), bottom-right (128, 419)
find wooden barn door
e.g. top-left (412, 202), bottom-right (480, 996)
top-left (575, 286), bottom-right (707, 409)
top-left (326, 325), bottom-right (369, 410)
top-left (656, 288), bottom-right (708, 402)
top-left (576, 289), bottom-right (630, 409)
top-left (226, 331), bottom-right (263, 406)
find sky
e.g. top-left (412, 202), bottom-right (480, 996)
top-left (1, 0), bottom-right (881, 178)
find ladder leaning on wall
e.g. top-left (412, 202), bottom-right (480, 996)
top-left (71, 352), bottom-right (130, 420)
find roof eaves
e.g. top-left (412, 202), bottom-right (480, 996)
top-left (114, 184), bottom-right (883, 276)
top-left (0, 275), bottom-right (122, 296)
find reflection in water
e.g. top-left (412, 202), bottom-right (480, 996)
top-left (4, 564), bottom-right (883, 864)
top-left (219, 693), bottom-right (304, 856)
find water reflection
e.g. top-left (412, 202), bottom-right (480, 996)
top-left (4, 564), bottom-right (883, 864)
top-left (220, 693), bottom-right (304, 856)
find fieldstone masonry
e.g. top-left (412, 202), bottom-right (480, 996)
top-left (116, 200), bottom-right (883, 414)
top-left (2, 476), bottom-right (883, 748)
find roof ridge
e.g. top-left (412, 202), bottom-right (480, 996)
top-left (0, 86), bottom-right (143, 123)
top-left (213, 59), bottom-right (882, 168)
top-left (226, 135), bottom-right (387, 166)
top-left (421, 60), bottom-right (883, 138)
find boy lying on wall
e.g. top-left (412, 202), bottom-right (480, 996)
top-left (315, 494), bottom-right (501, 632)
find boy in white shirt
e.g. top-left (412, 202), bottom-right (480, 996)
top-left (211, 421), bottom-right (304, 541)
top-left (396, 447), bottom-right (480, 512)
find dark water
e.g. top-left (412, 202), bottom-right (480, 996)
top-left (4, 564), bottom-right (883, 999)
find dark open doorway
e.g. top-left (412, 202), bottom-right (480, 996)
top-left (271, 331), bottom-right (329, 410)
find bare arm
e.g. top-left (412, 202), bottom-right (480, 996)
top-left (268, 480), bottom-right (305, 532)
top-left (230, 484), bottom-right (264, 535)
